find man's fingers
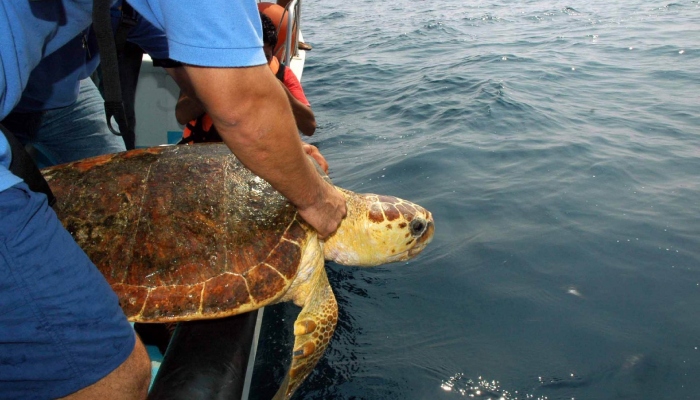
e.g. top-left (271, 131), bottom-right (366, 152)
top-left (302, 144), bottom-right (329, 174)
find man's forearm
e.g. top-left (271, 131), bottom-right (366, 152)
top-left (182, 64), bottom-right (325, 210)
top-left (282, 85), bottom-right (316, 136)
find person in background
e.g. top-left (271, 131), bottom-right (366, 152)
top-left (273, 0), bottom-right (312, 50)
top-left (176, 11), bottom-right (316, 143)
top-left (0, 0), bottom-right (345, 399)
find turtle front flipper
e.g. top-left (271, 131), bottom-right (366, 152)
top-left (273, 267), bottom-right (338, 400)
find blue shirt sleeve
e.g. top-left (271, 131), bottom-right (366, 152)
top-left (110, 0), bottom-right (169, 60)
top-left (126, 0), bottom-right (267, 67)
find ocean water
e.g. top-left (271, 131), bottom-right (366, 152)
top-left (251, 0), bottom-right (700, 399)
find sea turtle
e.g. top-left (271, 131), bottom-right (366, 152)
top-left (41, 143), bottom-right (434, 399)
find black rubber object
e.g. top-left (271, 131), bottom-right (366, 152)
top-left (148, 311), bottom-right (259, 400)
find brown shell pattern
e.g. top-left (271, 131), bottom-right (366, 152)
top-left (41, 143), bottom-right (310, 322)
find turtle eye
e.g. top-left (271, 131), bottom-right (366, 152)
top-left (410, 218), bottom-right (426, 237)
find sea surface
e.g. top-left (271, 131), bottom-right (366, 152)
top-left (251, 0), bottom-right (700, 399)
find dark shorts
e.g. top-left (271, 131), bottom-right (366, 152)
top-left (0, 183), bottom-right (135, 399)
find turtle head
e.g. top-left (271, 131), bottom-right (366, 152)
top-left (323, 189), bottom-right (434, 266)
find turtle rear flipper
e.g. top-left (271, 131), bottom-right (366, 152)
top-left (274, 267), bottom-right (338, 399)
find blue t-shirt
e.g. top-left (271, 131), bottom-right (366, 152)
top-left (0, 0), bottom-right (94, 118)
top-left (110, 0), bottom-right (169, 59)
top-left (0, 0), bottom-right (94, 191)
top-left (11, 28), bottom-right (101, 113)
top-left (0, 0), bottom-right (266, 192)
top-left (126, 0), bottom-right (267, 67)
top-left (14, 3), bottom-right (169, 114)
top-left (0, 140), bottom-right (21, 191)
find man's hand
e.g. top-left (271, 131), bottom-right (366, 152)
top-left (280, 81), bottom-right (316, 136)
top-left (302, 144), bottom-right (328, 174)
top-left (298, 147), bottom-right (346, 238)
top-left (297, 180), bottom-right (346, 239)
top-left (298, 146), bottom-right (345, 238)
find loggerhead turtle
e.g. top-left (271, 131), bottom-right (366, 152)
top-left (41, 143), bottom-right (434, 399)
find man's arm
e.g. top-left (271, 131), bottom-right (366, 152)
top-left (280, 82), bottom-right (316, 136)
top-left (167, 65), bottom-right (345, 238)
top-left (277, 67), bottom-right (316, 136)
top-left (302, 144), bottom-right (328, 174)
